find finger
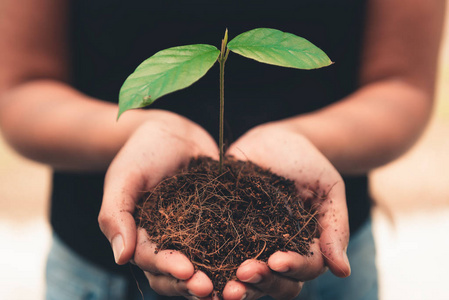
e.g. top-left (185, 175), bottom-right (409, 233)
top-left (99, 127), bottom-right (188, 265)
top-left (145, 272), bottom-right (188, 297)
top-left (184, 271), bottom-right (214, 298)
top-left (320, 228), bottom-right (351, 277)
top-left (136, 244), bottom-right (195, 279)
top-left (268, 241), bottom-right (326, 281)
top-left (98, 162), bottom-right (144, 264)
top-left (222, 280), bottom-right (264, 300)
top-left (145, 270), bottom-right (213, 298)
top-left (134, 228), bottom-right (195, 280)
top-left (315, 181), bottom-right (351, 277)
top-left (235, 260), bottom-right (303, 300)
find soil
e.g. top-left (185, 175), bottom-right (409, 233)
top-left (134, 156), bottom-right (322, 296)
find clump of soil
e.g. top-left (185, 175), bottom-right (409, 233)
top-left (134, 156), bottom-right (321, 295)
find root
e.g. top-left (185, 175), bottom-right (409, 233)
top-left (134, 156), bottom-right (321, 296)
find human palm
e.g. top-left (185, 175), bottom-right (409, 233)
top-left (224, 122), bottom-right (350, 300)
top-left (99, 111), bottom-right (219, 299)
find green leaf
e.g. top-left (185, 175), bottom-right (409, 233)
top-left (227, 28), bottom-right (332, 70)
top-left (118, 44), bottom-right (220, 119)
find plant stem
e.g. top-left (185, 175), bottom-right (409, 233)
top-left (218, 29), bottom-right (230, 173)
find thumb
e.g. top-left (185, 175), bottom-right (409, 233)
top-left (98, 167), bottom-right (143, 265)
top-left (320, 228), bottom-right (351, 277)
top-left (317, 183), bottom-right (351, 278)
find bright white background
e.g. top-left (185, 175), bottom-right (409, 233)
top-left (1, 7), bottom-right (448, 300)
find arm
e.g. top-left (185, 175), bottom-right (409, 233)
top-left (285, 0), bottom-right (445, 175)
top-left (0, 0), bottom-right (144, 171)
top-left (223, 0), bottom-right (446, 299)
top-left (0, 0), bottom-right (214, 172)
top-left (0, 1), bottom-right (218, 298)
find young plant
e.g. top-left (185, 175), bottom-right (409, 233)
top-left (118, 28), bottom-right (332, 171)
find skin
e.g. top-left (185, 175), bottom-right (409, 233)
top-left (0, 0), bottom-right (445, 299)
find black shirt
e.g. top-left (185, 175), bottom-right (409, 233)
top-left (51, 0), bottom-right (369, 282)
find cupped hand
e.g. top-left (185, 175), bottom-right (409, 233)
top-left (98, 110), bottom-right (218, 299)
top-left (134, 228), bottom-right (215, 299)
top-left (223, 121), bottom-right (351, 300)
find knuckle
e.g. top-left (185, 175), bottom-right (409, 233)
top-left (132, 249), bottom-right (144, 266)
top-left (273, 282), bottom-right (302, 300)
top-left (148, 276), bottom-right (164, 294)
top-left (97, 210), bottom-right (111, 225)
top-left (97, 212), bottom-right (109, 230)
top-left (147, 274), bottom-right (184, 297)
top-left (172, 278), bottom-right (189, 296)
top-left (133, 248), bottom-right (157, 273)
top-left (148, 274), bottom-right (167, 295)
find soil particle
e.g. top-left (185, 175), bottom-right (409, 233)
top-left (134, 156), bottom-right (321, 296)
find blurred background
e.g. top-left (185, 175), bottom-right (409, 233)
top-left (1, 8), bottom-right (448, 300)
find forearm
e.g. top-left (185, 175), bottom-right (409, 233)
top-left (0, 79), bottom-right (185, 171)
top-left (280, 78), bottom-right (433, 175)
top-left (287, 0), bottom-right (444, 175)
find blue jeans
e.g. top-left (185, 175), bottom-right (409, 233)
top-left (46, 220), bottom-right (378, 300)
top-left (288, 219), bottom-right (378, 300)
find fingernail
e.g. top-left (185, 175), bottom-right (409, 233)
top-left (111, 234), bottom-right (124, 264)
top-left (241, 273), bottom-right (262, 284)
top-left (343, 252), bottom-right (351, 276)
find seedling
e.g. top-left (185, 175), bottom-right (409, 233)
top-left (118, 28), bottom-right (332, 171)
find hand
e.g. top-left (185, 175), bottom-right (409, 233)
top-left (134, 228), bottom-right (215, 299)
top-left (223, 121), bottom-right (351, 300)
top-left (98, 110), bottom-right (218, 299)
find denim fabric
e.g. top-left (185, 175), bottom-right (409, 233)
top-left (46, 219), bottom-right (377, 300)
top-left (45, 234), bottom-right (125, 300)
top-left (268, 218), bottom-right (378, 300)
